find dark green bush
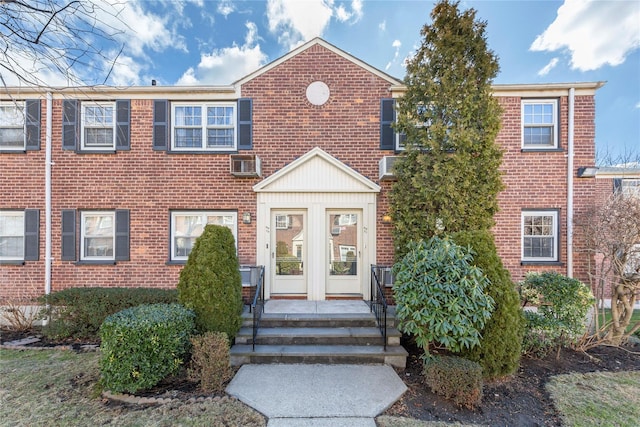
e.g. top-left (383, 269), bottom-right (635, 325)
top-left (393, 237), bottom-right (494, 359)
top-left (423, 355), bottom-right (483, 409)
top-left (38, 287), bottom-right (178, 340)
top-left (519, 272), bottom-right (594, 357)
top-left (187, 331), bottom-right (233, 394)
top-left (177, 224), bottom-right (243, 340)
top-left (99, 303), bottom-right (195, 394)
top-left (452, 230), bottom-right (525, 379)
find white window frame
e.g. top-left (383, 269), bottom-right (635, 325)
top-left (275, 214), bottom-right (290, 230)
top-left (521, 99), bottom-right (558, 149)
top-left (521, 210), bottom-right (559, 262)
top-left (0, 210), bottom-right (25, 261)
top-left (0, 101), bottom-right (25, 151)
top-left (621, 179), bottom-right (640, 198)
top-left (171, 103), bottom-right (237, 151)
top-left (170, 211), bottom-right (237, 261)
top-left (80, 211), bottom-right (115, 261)
top-left (81, 102), bottom-right (116, 150)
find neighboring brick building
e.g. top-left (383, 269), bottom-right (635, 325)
top-left (1, 38), bottom-right (603, 303)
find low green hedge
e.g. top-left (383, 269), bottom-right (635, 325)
top-left (99, 303), bottom-right (195, 394)
top-left (38, 287), bottom-right (178, 340)
top-left (423, 355), bottom-right (483, 409)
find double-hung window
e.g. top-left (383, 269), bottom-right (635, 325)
top-left (81, 102), bottom-right (116, 150)
top-left (0, 102), bottom-right (24, 150)
top-left (0, 211), bottom-right (24, 260)
top-left (171, 211), bottom-right (237, 261)
top-left (172, 103), bottom-right (236, 151)
top-left (522, 99), bottom-right (558, 149)
top-left (81, 212), bottom-right (115, 260)
top-left (521, 210), bottom-right (559, 262)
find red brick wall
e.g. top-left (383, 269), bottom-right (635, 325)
top-left (1, 45), bottom-right (598, 302)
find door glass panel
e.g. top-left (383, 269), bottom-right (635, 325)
top-left (329, 213), bottom-right (357, 276)
top-left (275, 214), bottom-right (304, 276)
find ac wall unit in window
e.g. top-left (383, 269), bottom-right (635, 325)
top-left (379, 156), bottom-right (398, 180)
top-left (230, 154), bottom-right (261, 177)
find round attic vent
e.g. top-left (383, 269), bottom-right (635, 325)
top-left (306, 81), bottom-right (330, 106)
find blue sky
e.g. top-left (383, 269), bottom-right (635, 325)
top-left (5, 0), bottom-right (639, 162)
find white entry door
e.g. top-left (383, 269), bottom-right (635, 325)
top-left (271, 211), bottom-right (306, 295)
top-left (326, 211), bottom-right (361, 295)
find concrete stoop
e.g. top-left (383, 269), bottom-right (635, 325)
top-left (230, 304), bottom-right (407, 368)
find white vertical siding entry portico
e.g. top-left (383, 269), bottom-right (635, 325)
top-left (253, 147), bottom-right (381, 301)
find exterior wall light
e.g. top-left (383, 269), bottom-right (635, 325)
top-left (382, 214), bottom-right (392, 224)
top-left (243, 212), bottom-right (251, 224)
top-left (577, 167), bottom-right (598, 178)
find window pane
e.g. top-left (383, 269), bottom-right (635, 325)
top-left (175, 128), bottom-right (202, 147)
top-left (207, 106), bottom-right (233, 126)
top-left (175, 106), bottom-right (201, 126)
top-left (84, 237), bottom-right (114, 257)
top-left (173, 213), bottom-right (237, 259)
top-left (85, 128), bottom-right (114, 147)
top-left (207, 128), bottom-right (234, 147)
top-left (524, 103), bottom-right (553, 125)
top-left (0, 129), bottom-right (25, 147)
top-left (84, 105), bottom-right (114, 126)
top-left (524, 127), bottom-right (553, 146)
top-left (0, 105), bottom-right (23, 126)
top-left (175, 215), bottom-right (203, 238)
top-left (0, 236), bottom-right (23, 257)
top-left (82, 214), bottom-right (114, 258)
top-left (0, 214), bottom-right (24, 236)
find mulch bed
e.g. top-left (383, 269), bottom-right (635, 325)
top-left (2, 327), bottom-right (639, 426)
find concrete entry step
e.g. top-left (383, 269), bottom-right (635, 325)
top-left (230, 344), bottom-right (408, 368)
top-left (235, 326), bottom-right (401, 346)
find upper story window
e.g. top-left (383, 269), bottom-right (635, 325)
top-left (521, 210), bottom-right (559, 263)
top-left (171, 103), bottom-right (236, 151)
top-left (522, 99), bottom-right (558, 150)
top-left (170, 211), bottom-right (237, 261)
top-left (81, 103), bottom-right (115, 150)
top-left (0, 102), bottom-right (24, 150)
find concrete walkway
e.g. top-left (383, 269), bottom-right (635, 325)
top-left (226, 364), bottom-right (407, 426)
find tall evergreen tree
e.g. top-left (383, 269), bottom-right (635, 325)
top-left (390, 0), bottom-right (503, 259)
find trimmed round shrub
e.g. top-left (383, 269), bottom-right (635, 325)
top-left (392, 237), bottom-right (494, 359)
top-left (452, 230), bottom-right (524, 379)
top-left (519, 271), bottom-right (594, 357)
top-left (99, 303), bottom-right (195, 394)
top-left (177, 224), bottom-right (243, 340)
top-left (423, 355), bottom-right (483, 409)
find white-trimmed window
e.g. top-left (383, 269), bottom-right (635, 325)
top-left (81, 102), bottom-right (115, 150)
top-left (171, 211), bottom-right (237, 261)
top-left (172, 103), bottom-right (236, 151)
top-left (621, 179), bottom-right (640, 198)
top-left (522, 99), bottom-right (558, 149)
top-left (0, 102), bottom-right (25, 150)
top-left (521, 210), bottom-right (559, 262)
top-left (81, 211), bottom-right (115, 260)
top-left (275, 214), bottom-right (290, 229)
top-left (0, 211), bottom-right (24, 260)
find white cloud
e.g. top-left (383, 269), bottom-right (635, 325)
top-left (106, 54), bottom-right (144, 86)
top-left (537, 57), bottom-right (559, 76)
top-left (266, 0), bottom-right (334, 49)
top-left (217, 1), bottom-right (236, 17)
top-left (176, 22), bottom-right (268, 85)
top-left (336, 0), bottom-right (363, 23)
top-left (636, 102), bottom-right (640, 109)
top-left (385, 39), bottom-right (402, 71)
top-left (379, 20), bottom-right (386, 32)
top-left (530, 0), bottom-right (640, 71)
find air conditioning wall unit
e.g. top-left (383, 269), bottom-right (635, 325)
top-left (379, 156), bottom-right (398, 181)
top-left (230, 154), bottom-right (261, 177)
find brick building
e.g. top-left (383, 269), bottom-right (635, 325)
top-left (1, 38), bottom-right (603, 303)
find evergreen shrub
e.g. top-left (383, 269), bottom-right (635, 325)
top-left (423, 355), bottom-right (483, 409)
top-left (187, 331), bottom-right (233, 394)
top-left (519, 272), bottom-right (594, 357)
top-left (393, 237), bottom-right (494, 359)
top-left (39, 287), bottom-right (178, 340)
top-left (99, 303), bottom-right (195, 394)
top-left (177, 224), bottom-right (243, 340)
top-left (452, 230), bottom-right (524, 379)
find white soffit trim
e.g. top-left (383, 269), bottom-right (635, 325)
top-left (253, 147), bottom-right (381, 193)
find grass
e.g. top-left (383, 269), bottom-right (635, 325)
top-left (0, 349), bottom-right (266, 427)
top-left (597, 308), bottom-right (640, 338)
top-left (2, 348), bottom-right (639, 427)
top-left (547, 371), bottom-right (640, 427)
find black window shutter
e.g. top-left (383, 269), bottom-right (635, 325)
top-left (24, 209), bottom-right (39, 261)
top-left (237, 98), bottom-right (252, 150)
top-left (61, 210), bottom-right (76, 261)
top-left (25, 100), bottom-right (41, 151)
top-left (115, 209), bottom-right (130, 261)
top-left (380, 98), bottom-right (395, 150)
top-left (116, 100), bottom-right (130, 151)
top-left (62, 100), bottom-right (79, 151)
top-left (613, 178), bottom-right (622, 194)
top-left (153, 100), bottom-right (168, 151)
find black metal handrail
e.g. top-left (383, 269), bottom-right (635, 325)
top-left (370, 265), bottom-right (390, 350)
top-left (246, 265), bottom-right (265, 351)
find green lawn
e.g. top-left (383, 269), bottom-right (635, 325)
top-left (598, 308), bottom-right (640, 337)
